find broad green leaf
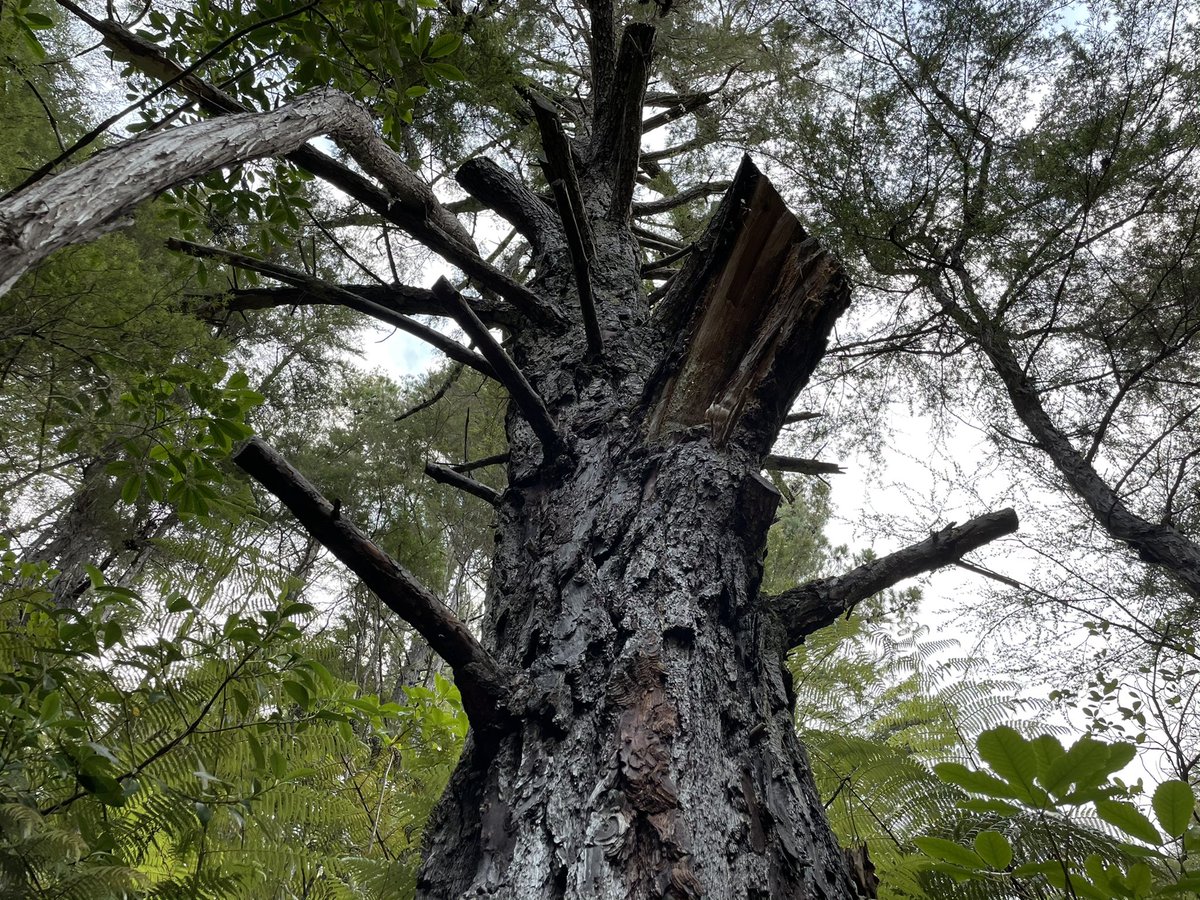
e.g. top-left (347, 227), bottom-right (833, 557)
top-left (427, 33), bottom-right (461, 58)
top-left (1095, 799), bottom-right (1161, 845)
top-left (1042, 736), bottom-right (1111, 798)
top-left (934, 762), bottom-right (1021, 799)
top-left (1153, 780), bottom-right (1195, 838)
top-left (977, 726), bottom-right (1041, 802)
top-left (973, 830), bottom-right (1013, 870)
top-left (913, 836), bottom-right (983, 869)
top-left (78, 772), bottom-right (125, 807)
top-left (1031, 733), bottom-right (1065, 774)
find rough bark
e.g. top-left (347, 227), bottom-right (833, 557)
top-left (0, 89), bottom-right (365, 295)
top-left (415, 159), bottom-right (875, 897)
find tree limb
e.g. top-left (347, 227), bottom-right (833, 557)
top-left (432, 277), bottom-right (568, 461)
top-left (762, 455), bottom-right (844, 476)
top-left (233, 437), bottom-right (513, 730)
top-left (526, 89), bottom-right (593, 251)
top-left (450, 452), bottom-right (510, 473)
top-left (60, 6), bottom-right (560, 327)
top-left (455, 157), bottom-right (560, 255)
top-left (770, 509), bottom-right (1019, 646)
top-left (425, 461), bottom-right (501, 506)
top-left (550, 179), bottom-right (603, 357)
top-left (0, 89), bottom-right (362, 295)
top-left (929, 273), bottom-right (1200, 598)
top-left (171, 240), bottom-right (496, 379)
top-left (214, 284), bottom-right (511, 328)
top-left (633, 181), bottom-right (731, 217)
top-left (593, 23), bottom-right (655, 218)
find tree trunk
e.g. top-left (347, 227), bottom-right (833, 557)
top-left (415, 159), bottom-right (863, 898)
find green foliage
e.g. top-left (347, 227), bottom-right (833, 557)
top-left (0, 545), bottom-right (465, 898)
top-left (913, 727), bottom-right (1200, 898)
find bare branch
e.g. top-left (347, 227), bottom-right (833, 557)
top-left (425, 461), bottom-right (501, 506)
top-left (233, 437), bottom-right (513, 730)
top-left (633, 181), bottom-right (731, 217)
top-left (642, 91), bottom-right (714, 134)
top-left (432, 277), bottom-right (568, 461)
top-left (455, 157), bottom-right (560, 255)
top-left (526, 89), bottom-right (593, 251)
top-left (771, 509), bottom-right (1020, 646)
top-left (783, 411), bottom-right (822, 425)
top-left (62, 8), bottom-right (560, 327)
top-left (550, 179), bottom-right (603, 358)
top-left (172, 240), bottom-right (496, 379)
top-left (762, 455), bottom-right (844, 476)
top-left (450, 452), bottom-right (510, 473)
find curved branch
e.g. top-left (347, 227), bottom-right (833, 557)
top-left (60, 8), bottom-right (560, 327)
top-left (0, 88), bottom-right (359, 295)
top-left (233, 437), bottom-right (514, 731)
top-left (770, 509), bottom-right (1019, 646)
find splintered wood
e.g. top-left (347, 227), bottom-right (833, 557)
top-left (646, 158), bottom-right (849, 453)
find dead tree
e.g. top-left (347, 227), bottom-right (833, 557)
top-left (14, 8), bottom-right (1019, 897)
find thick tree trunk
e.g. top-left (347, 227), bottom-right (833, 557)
top-left (419, 440), bottom-right (858, 898)
top-left (416, 161), bottom-right (863, 898)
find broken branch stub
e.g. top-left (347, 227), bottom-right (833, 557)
top-left (645, 156), bottom-right (850, 455)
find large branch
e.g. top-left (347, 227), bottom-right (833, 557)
top-left (172, 240), bottom-right (495, 379)
top-left (61, 6), bottom-right (558, 327)
top-left (592, 23), bottom-right (656, 219)
top-left (931, 275), bottom-right (1200, 598)
top-left (455, 157), bottom-right (561, 256)
top-left (233, 437), bottom-right (513, 730)
top-left (771, 509), bottom-right (1019, 646)
top-left (0, 89), bottom-right (360, 295)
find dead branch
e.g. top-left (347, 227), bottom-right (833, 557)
top-left (455, 157), bottom-right (560, 255)
top-left (233, 437), bottom-right (514, 729)
top-left (172, 240), bottom-right (495, 379)
top-left (432, 277), bottom-right (567, 461)
top-left (450, 452), bottom-right (511, 473)
top-left (771, 509), bottom-right (1019, 646)
top-left (633, 181), bottom-right (731, 217)
top-left (425, 461), bottom-right (502, 506)
top-left (550, 179), bottom-right (602, 357)
top-left (762, 455), bottom-right (844, 476)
